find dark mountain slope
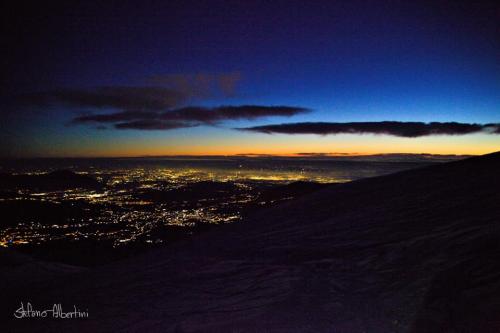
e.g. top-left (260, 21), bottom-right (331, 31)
top-left (255, 180), bottom-right (330, 205)
top-left (3, 152), bottom-right (500, 332)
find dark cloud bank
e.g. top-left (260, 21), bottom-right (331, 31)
top-left (17, 82), bottom-right (499, 136)
top-left (72, 106), bottom-right (310, 130)
top-left (18, 73), bottom-right (312, 130)
top-left (25, 86), bottom-right (187, 111)
top-left (238, 121), bottom-right (500, 137)
top-left (18, 74), bottom-right (309, 130)
top-left (22, 73), bottom-right (242, 111)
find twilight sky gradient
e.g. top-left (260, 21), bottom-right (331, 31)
top-left (1, 0), bottom-right (499, 157)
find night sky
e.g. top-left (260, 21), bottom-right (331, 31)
top-left (1, 0), bottom-right (499, 157)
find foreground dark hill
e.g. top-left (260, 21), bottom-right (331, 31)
top-left (3, 152), bottom-right (500, 332)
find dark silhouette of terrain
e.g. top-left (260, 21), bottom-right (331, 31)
top-left (255, 180), bottom-right (330, 205)
top-left (136, 180), bottom-right (329, 210)
top-left (11, 223), bottom-right (200, 267)
top-left (0, 200), bottom-right (97, 227)
top-left (2, 152), bottom-right (500, 332)
top-left (0, 170), bottom-right (103, 191)
top-left (136, 180), bottom-right (244, 203)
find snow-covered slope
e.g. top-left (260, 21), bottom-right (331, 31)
top-left (3, 152), bottom-right (500, 332)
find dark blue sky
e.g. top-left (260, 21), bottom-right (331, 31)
top-left (2, 0), bottom-right (499, 157)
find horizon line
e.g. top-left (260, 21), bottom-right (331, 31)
top-left (0, 152), bottom-right (484, 160)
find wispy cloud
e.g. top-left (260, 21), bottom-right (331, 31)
top-left (72, 106), bottom-right (310, 130)
top-left (17, 72), bottom-right (311, 130)
top-left (237, 121), bottom-right (500, 137)
top-left (20, 72), bottom-right (243, 112)
top-left (148, 72), bottom-right (241, 98)
top-left (114, 120), bottom-right (195, 130)
top-left (24, 86), bottom-right (187, 111)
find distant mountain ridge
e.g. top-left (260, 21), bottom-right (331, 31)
top-left (0, 170), bottom-right (103, 191)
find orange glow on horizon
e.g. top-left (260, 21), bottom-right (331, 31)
top-left (31, 144), bottom-right (498, 158)
top-left (14, 131), bottom-right (500, 158)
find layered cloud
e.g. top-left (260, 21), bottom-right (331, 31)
top-left (17, 76), bottom-right (498, 136)
top-left (72, 106), bottom-right (310, 130)
top-left (22, 73), bottom-right (243, 112)
top-left (238, 121), bottom-right (500, 137)
top-left (17, 72), bottom-right (312, 130)
top-left (24, 86), bottom-right (187, 111)
top-left (148, 72), bottom-right (241, 98)
top-left (114, 120), bottom-right (194, 130)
